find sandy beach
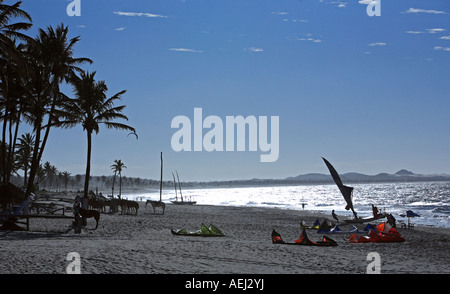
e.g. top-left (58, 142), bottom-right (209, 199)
top-left (1, 193), bottom-right (449, 275)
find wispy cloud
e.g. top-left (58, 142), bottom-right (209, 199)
top-left (403, 8), bottom-right (447, 15)
top-left (272, 11), bottom-right (288, 16)
top-left (297, 33), bottom-right (323, 43)
top-left (298, 37), bottom-right (322, 43)
top-left (245, 47), bottom-right (264, 53)
top-left (426, 28), bottom-right (446, 34)
top-left (283, 19), bottom-right (309, 23)
top-left (434, 46), bottom-right (450, 51)
top-left (405, 29), bottom-right (446, 35)
top-left (440, 35), bottom-right (450, 40)
top-left (115, 27), bottom-right (126, 31)
top-left (169, 48), bottom-right (204, 53)
top-left (405, 31), bottom-right (423, 34)
top-left (368, 42), bottom-right (386, 47)
top-left (114, 11), bottom-right (168, 18)
top-left (322, 0), bottom-right (348, 8)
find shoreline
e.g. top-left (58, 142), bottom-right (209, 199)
top-left (1, 200), bottom-right (449, 274)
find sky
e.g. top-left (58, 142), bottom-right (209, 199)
top-left (15, 0), bottom-right (450, 181)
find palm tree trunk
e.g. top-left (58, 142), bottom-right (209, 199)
top-left (83, 130), bottom-right (92, 200)
top-left (1, 108), bottom-right (8, 183)
top-left (25, 119), bottom-right (43, 198)
top-left (119, 171), bottom-right (122, 199)
top-left (111, 171), bottom-right (116, 198)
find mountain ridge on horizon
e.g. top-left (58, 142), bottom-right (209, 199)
top-left (283, 169), bottom-right (450, 183)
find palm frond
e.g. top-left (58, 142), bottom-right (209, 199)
top-left (103, 122), bottom-right (136, 133)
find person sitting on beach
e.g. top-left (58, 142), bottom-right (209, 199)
top-left (387, 214), bottom-right (397, 228)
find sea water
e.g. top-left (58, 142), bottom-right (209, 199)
top-left (124, 181), bottom-right (450, 228)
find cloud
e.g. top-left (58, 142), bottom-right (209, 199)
top-left (115, 27), bottom-right (126, 31)
top-left (434, 46), bottom-right (450, 51)
top-left (368, 42), bottom-right (386, 46)
top-left (298, 37), bottom-right (323, 43)
top-left (403, 8), bottom-right (447, 14)
top-left (272, 11), bottom-right (288, 15)
top-left (169, 48), bottom-right (204, 53)
top-left (440, 35), bottom-right (450, 40)
top-left (405, 31), bottom-right (423, 34)
top-left (246, 47), bottom-right (264, 52)
top-left (426, 28), bottom-right (446, 34)
top-left (114, 11), bottom-right (168, 18)
top-left (297, 34), bottom-right (323, 43)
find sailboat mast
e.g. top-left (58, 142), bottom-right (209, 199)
top-left (159, 152), bottom-right (163, 202)
top-left (176, 171), bottom-right (183, 202)
top-left (172, 172), bottom-right (178, 201)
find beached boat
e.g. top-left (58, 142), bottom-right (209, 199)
top-left (343, 214), bottom-right (386, 224)
top-left (170, 171), bottom-right (196, 205)
top-left (322, 157), bottom-right (360, 220)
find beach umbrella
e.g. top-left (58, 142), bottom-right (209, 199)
top-left (400, 210), bottom-right (420, 228)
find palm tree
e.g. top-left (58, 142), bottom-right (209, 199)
top-left (0, 0), bottom-right (32, 183)
top-left (67, 71), bottom-right (135, 200)
top-left (111, 159), bottom-right (126, 199)
top-left (62, 170), bottom-right (71, 191)
top-left (15, 132), bottom-right (34, 186)
top-left (0, 0), bottom-right (32, 56)
top-left (22, 23), bottom-right (92, 197)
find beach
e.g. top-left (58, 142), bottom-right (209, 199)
top-left (1, 195), bottom-right (449, 275)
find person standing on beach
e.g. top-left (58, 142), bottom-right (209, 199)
top-left (332, 210), bottom-right (339, 222)
top-left (73, 196), bottom-right (82, 234)
top-left (372, 204), bottom-right (379, 219)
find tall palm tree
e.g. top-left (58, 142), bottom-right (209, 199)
top-left (67, 71), bottom-right (135, 200)
top-left (0, 0), bottom-right (32, 183)
top-left (111, 159), bottom-right (126, 199)
top-left (0, 0), bottom-right (32, 56)
top-left (22, 23), bottom-right (91, 197)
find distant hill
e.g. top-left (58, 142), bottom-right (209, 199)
top-left (11, 169), bottom-right (450, 194)
top-left (285, 170), bottom-right (450, 184)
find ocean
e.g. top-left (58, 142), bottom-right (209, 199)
top-left (123, 181), bottom-right (450, 228)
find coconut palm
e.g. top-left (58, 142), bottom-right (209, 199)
top-left (0, 0), bottom-right (32, 183)
top-left (22, 23), bottom-right (92, 197)
top-left (61, 170), bottom-right (71, 191)
top-left (111, 159), bottom-right (126, 199)
top-left (0, 0), bottom-right (32, 56)
top-left (15, 132), bottom-right (34, 186)
top-left (67, 71), bottom-right (135, 199)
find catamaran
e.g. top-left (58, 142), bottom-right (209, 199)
top-left (171, 171), bottom-right (196, 205)
top-left (322, 157), bottom-right (386, 223)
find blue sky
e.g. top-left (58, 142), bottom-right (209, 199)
top-left (17, 0), bottom-right (450, 181)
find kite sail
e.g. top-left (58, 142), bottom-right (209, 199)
top-left (322, 157), bottom-right (358, 219)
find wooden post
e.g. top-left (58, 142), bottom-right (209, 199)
top-left (159, 152), bottom-right (163, 202)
